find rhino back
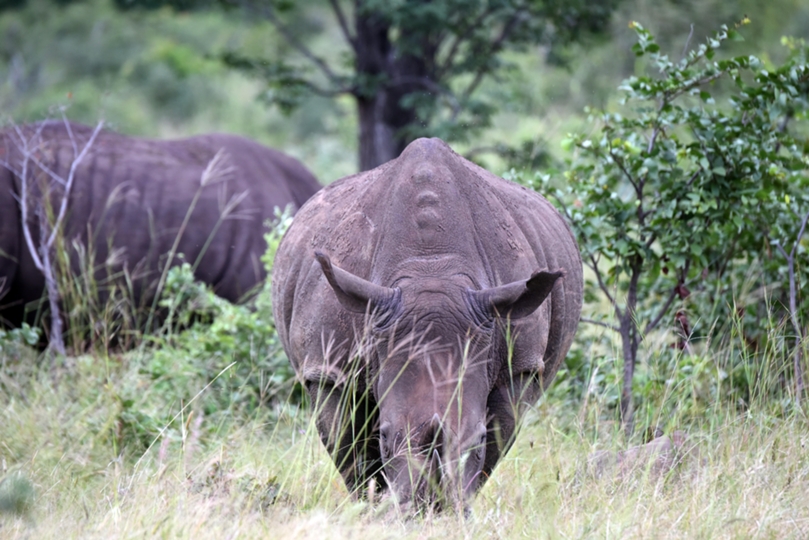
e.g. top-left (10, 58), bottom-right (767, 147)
top-left (2, 122), bottom-right (320, 313)
top-left (273, 138), bottom-right (582, 385)
top-left (0, 162), bottom-right (21, 326)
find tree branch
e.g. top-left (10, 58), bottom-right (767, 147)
top-left (328, 0), bottom-right (357, 52)
top-left (12, 122), bottom-right (48, 272)
top-left (790, 208), bottom-right (809, 259)
top-left (645, 287), bottom-right (678, 335)
top-left (586, 252), bottom-right (616, 308)
top-left (681, 24), bottom-right (694, 60)
top-left (581, 317), bottom-right (619, 332)
top-left (644, 232), bottom-right (657, 249)
top-left (46, 121), bottom-right (103, 248)
top-left (245, 0), bottom-right (348, 90)
top-left (458, 8), bottom-right (527, 112)
top-left (685, 168), bottom-right (702, 187)
top-left (438, 4), bottom-right (500, 78)
top-left (609, 149), bottom-right (641, 199)
top-left (668, 71), bottom-right (725, 103)
top-left (646, 125), bottom-right (660, 156)
top-left (645, 259), bottom-right (691, 334)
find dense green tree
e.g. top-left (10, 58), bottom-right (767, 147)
top-left (221, 0), bottom-right (620, 170)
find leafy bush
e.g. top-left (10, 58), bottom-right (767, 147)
top-left (98, 209), bottom-right (299, 452)
top-left (526, 21), bottom-right (809, 428)
top-left (143, 209), bottom-right (297, 416)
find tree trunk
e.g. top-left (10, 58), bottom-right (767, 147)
top-left (357, 95), bottom-right (401, 171)
top-left (354, 2), bottom-right (437, 171)
top-left (786, 254), bottom-right (805, 403)
top-left (619, 258), bottom-right (642, 435)
top-left (619, 314), bottom-right (637, 434)
top-left (41, 245), bottom-right (65, 357)
top-left (38, 210), bottom-right (65, 357)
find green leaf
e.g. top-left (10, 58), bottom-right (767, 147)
top-left (727, 29), bottom-right (745, 42)
top-left (561, 137), bottom-right (575, 151)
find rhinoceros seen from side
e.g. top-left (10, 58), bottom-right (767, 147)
top-left (272, 138), bottom-right (582, 511)
top-left (0, 121), bottom-right (321, 332)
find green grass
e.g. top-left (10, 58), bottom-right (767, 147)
top-left (1, 345), bottom-right (808, 539)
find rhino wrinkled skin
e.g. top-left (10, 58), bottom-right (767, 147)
top-left (272, 138), bottom-right (582, 510)
top-left (0, 121), bottom-right (320, 329)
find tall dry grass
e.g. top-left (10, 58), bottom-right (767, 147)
top-left (1, 341), bottom-right (807, 539)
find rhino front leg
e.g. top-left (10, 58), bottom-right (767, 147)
top-left (482, 372), bottom-right (542, 483)
top-left (305, 380), bottom-right (386, 498)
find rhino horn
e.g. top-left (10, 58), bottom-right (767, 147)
top-left (471, 270), bottom-right (564, 320)
top-left (314, 251), bottom-right (402, 321)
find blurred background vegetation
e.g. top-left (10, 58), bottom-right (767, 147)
top-left (2, 0), bottom-right (807, 180)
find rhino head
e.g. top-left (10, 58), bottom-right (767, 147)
top-left (314, 250), bottom-right (562, 511)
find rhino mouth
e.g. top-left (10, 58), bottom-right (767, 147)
top-left (389, 442), bottom-right (473, 514)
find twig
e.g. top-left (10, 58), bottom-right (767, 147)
top-left (791, 209), bottom-right (809, 259)
top-left (328, 0), bottom-right (357, 51)
top-left (438, 4), bottom-right (499, 78)
top-left (46, 121), bottom-right (103, 248)
top-left (586, 252), bottom-right (617, 308)
top-left (609, 149), bottom-right (641, 199)
top-left (244, 0), bottom-right (347, 89)
top-left (581, 317), bottom-right (619, 332)
top-left (681, 24), bottom-right (694, 60)
top-left (645, 287), bottom-right (678, 335)
top-left (773, 208), bottom-right (809, 401)
top-left (458, 8), bottom-right (527, 115)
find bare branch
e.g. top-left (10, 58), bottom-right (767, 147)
top-left (438, 5), bottom-right (500, 78)
top-left (328, 0), bottom-right (357, 52)
top-left (61, 109), bottom-right (78, 159)
top-left (14, 123), bottom-right (48, 272)
top-left (581, 317), bottom-right (619, 332)
top-left (245, 0), bottom-right (348, 91)
top-left (458, 8), bottom-right (527, 112)
top-left (586, 252), bottom-right (617, 308)
top-left (20, 152), bottom-right (66, 186)
top-left (681, 24), bottom-right (694, 60)
top-left (46, 121), bottom-right (104, 248)
top-left (790, 209), bottom-right (809, 259)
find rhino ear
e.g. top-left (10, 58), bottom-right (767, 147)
top-left (470, 270), bottom-right (563, 321)
top-left (315, 251), bottom-right (402, 320)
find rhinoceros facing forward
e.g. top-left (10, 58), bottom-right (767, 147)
top-left (272, 138), bottom-right (582, 511)
top-left (0, 121), bottom-right (320, 331)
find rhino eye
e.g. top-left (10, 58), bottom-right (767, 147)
top-left (379, 423), bottom-right (391, 446)
top-left (475, 434), bottom-right (487, 459)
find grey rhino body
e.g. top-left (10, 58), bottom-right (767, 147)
top-left (272, 138), bottom-right (582, 509)
top-left (0, 121), bottom-right (320, 329)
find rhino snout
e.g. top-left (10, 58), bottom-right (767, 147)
top-left (380, 417), bottom-right (487, 507)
